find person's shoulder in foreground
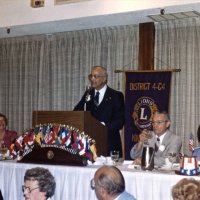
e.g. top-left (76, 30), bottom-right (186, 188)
top-left (0, 189), bottom-right (3, 200)
top-left (91, 165), bottom-right (136, 200)
top-left (118, 190), bottom-right (136, 200)
top-left (171, 178), bottom-right (200, 200)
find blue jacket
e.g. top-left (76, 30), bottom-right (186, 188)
top-left (117, 191), bottom-right (136, 200)
top-left (192, 147), bottom-right (200, 161)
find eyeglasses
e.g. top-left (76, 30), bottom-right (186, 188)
top-left (88, 74), bottom-right (106, 80)
top-left (151, 121), bottom-right (168, 125)
top-left (90, 178), bottom-right (95, 190)
top-left (22, 185), bottom-right (39, 193)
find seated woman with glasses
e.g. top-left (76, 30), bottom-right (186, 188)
top-left (22, 167), bottom-right (56, 200)
top-left (91, 166), bottom-right (136, 200)
top-left (130, 111), bottom-right (182, 167)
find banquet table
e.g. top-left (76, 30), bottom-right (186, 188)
top-left (0, 160), bottom-right (200, 200)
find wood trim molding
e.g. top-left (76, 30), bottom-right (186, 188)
top-left (138, 22), bottom-right (155, 70)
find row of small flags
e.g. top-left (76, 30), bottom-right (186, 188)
top-left (9, 124), bottom-right (97, 162)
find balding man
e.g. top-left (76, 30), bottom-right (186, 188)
top-left (74, 66), bottom-right (125, 157)
top-left (90, 166), bottom-right (136, 200)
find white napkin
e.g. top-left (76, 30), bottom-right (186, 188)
top-left (160, 158), bottom-right (173, 170)
top-left (93, 156), bottom-right (106, 165)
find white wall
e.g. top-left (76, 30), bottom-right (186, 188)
top-left (0, 0), bottom-right (199, 27)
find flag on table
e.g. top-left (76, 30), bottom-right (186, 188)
top-left (189, 133), bottom-right (195, 152)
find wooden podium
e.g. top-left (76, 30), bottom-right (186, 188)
top-left (32, 111), bottom-right (108, 156)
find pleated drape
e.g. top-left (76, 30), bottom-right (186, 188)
top-left (0, 25), bottom-right (139, 134)
top-left (155, 18), bottom-right (200, 154)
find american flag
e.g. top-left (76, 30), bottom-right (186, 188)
top-left (189, 133), bottom-right (195, 151)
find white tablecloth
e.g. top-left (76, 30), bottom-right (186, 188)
top-left (0, 160), bottom-right (200, 200)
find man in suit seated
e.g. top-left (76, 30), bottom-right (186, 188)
top-left (130, 111), bottom-right (182, 167)
top-left (74, 66), bottom-right (125, 157)
top-left (91, 166), bottom-right (136, 200)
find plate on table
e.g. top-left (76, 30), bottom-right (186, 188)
top-left (128, 164), bottom-right (141, 170)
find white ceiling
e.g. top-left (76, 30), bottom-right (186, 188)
top-left (1, 0), bottom-right (200, 38)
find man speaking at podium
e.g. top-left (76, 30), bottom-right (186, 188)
top-left (74, 66), bottom-right (125, 157)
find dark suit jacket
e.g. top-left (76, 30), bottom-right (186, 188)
top-left (0, 190), bottom-right (3, 200)
top-left (74, 86), bottom-right (125, 156)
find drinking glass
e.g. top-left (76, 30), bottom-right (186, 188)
top-left (143, 129), bottom-right (152, 145)
top-left (168, 152), bottom-right (177, 164)
top-left (1, 144), bottom-right (7, 158)
top-left (110, 150), bottom-right (119, 165)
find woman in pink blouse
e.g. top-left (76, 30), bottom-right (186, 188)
top-left (0, 113), bottom-right (17, 149)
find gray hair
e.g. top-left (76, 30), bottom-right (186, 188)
top-left (154, 110), bottom-right (170, 121)
top-left (92, 66), bottom-right (108, 83)
top-left (97, 166), bottom-right (125, 196)
top-left (24, 167), bottom-right (56, 198)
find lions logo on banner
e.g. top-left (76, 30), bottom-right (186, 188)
top-left (124, 71), bottom-right (172, 159)
top-left (132, 96), bottom-right (158, 131)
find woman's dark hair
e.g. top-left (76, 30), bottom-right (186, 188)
top-left (0, 113), bottom-right (8, 126)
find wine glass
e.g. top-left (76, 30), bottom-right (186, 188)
top-left (110, 150), bottom-right (119, 166)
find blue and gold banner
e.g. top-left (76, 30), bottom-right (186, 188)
top-left (124, 71), bottom-right (172, 159)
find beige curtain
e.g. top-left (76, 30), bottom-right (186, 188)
top-left (0, 25), bottom-right (139, 134)
top-left (155, 18), bottom-right (200, 155)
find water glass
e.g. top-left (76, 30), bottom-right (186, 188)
top-left (168, 152), bottom-right (177, 164)
top-left (0, 144), bottom-right (8, 158)
top-left (110, 150), bottom-right (119, 165)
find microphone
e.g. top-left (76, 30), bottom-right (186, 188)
top-left (84, 85), bottom-right (92, 111)
top-left (86, 85), bottom-right (92, 93)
